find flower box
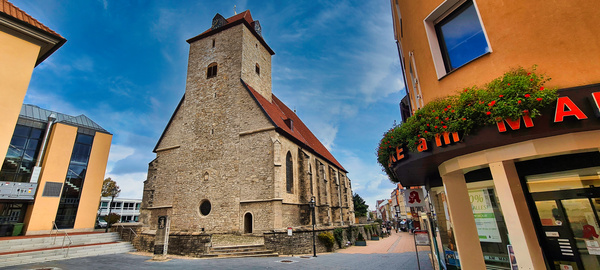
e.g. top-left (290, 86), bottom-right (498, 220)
top-left (371, 236), bottom-right (379, 240)
top-left (355, 240), bottom-right (367, 246)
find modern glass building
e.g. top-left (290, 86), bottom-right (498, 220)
top-left (0, 105), bottom-right (112, 235)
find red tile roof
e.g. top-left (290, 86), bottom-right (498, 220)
top-left (0, 0), bottom-right (64, 38)
top-left (242, 80), bottom-right (347, 172)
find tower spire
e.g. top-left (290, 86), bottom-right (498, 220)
top-left (233, 5), bottom-right (237, 15)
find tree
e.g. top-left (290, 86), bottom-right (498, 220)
top-left (353, 193), bottom-right (369, 217)
top-left (104, 213), bottom-right (121, 226)
top-left (102, 177), bottom-right (121, 197)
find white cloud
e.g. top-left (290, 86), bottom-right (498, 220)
top-left (336, 149), bottom-right (397, 211)
top-left (311, 122), bottom-right (338, 151)
top-left (107, 144), bottom-right (135, 163)
top-left (105, 172), bottom-right (146, 199)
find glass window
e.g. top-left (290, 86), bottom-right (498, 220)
top-left (435, 0), bottom-right (489, 72)
top-left (1, 124), bottom-right (44, 183)
top-left (286, 152), bottom-right (293, 193)
top-left (55, 133), bottom-right (94, 229)
top-left (200, 200), bottom-right (211, 216)
top-left (207, 62), bottom-right (218, 78)
top-left (467, 180), bottom-right (511, 269)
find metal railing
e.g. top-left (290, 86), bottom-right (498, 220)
top-left (114, 223), bottom-right (138, 242)
top-left (51, 221), bottom-right (73, 257)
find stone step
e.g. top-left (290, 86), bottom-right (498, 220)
top-left (210, 244), bottom-right (267, 252)
top-left (0, 232), bottom-right (121, 253)
top-left (211, 250), bottom-right (278, 258)
top-left (0, 241), bottom-right (133, 268)
top-left (211, 252), bottom-right (279, 259)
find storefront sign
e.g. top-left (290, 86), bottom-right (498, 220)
top-left (389, 91), bottom-right (600, 168)
top-left (469, 189), bottom-right (502, 243)
top-left (585, 240), bottom-right (600, 255)
top-left (404, 189), bottom-right (426, 207)
top-left (445, 250), bottom-right (460, 267)
top-left (414, 230), bottom-right (430, 246)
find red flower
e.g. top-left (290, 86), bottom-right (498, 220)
top-left (525, 94), bottom-right (531, 98)
top-left (486, 111), bottom-right (491, 115)
top-left (540, 86), bottom-right (544, 90)
top-left (462, 118), bottom-right (466, 121)
top-left (435, 116), bottom-right (439, 119)
top-left (499, 95), bottom-right (504, 98)
top-left (451, 110), bottom-right (455, 113)
top-left (527, 72), bottom-right (531, 76)
top-left (443, 126), bottom-right (447, 129)
top-left (523, 110), bottom-right (529, 113)
top-left (537, 98), bottom-right (543, 101)
top-left (530, 78), bottom-right (534, 81)
top-left (445, 117), bottom-right (449, 120)
top-left (427, 124), bottom-right (430, 127)
top-left (464, 89), bottom-right (468, 92)
top-left (424, 131), bottom-right (428, 133)
top-left (447, 105), bottom-right (451, 108)
top-left (518, 100), bottom-right (522, 104)
top-left (507, 83), bottom-right (511, 86)
top-left (479, 101), bottom-right (484, 104)
top-left (432, 110), bottom-right (436, 112)
top-left (417, 135), bottom-right (421, 137)
top-left (441, 121), bottom-right (444, 124)
top-left (444, 108), bottom-right (448, 112)
top-left (434, 126), bottom-right (438, 129)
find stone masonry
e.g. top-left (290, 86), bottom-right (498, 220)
top-left (139, 11), bottom-right (354, 243)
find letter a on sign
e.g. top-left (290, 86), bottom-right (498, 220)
top-left (554, 97), bottom-right (588, 122)
top-left (404, 188), bottom-right (426, 207)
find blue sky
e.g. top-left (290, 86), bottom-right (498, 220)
top-left (13, 0), bottom-right (405, 210)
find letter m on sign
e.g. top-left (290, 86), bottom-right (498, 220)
top-left (497, 115), bottom-right (534, 133)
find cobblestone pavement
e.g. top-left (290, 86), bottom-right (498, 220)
top-left (4, 231), bottom-right (434, 270)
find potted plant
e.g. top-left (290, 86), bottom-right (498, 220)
top-left (355, 233), bottom-right (367, 246)
top-left (371, 233), bottom-right (379, 241)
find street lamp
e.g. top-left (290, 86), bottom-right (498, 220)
top-left (105, 187), bottom-right (117, 232)
top-left (309, 196), bottom-right (317, 257)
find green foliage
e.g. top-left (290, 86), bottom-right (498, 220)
top-left (318, 231), bottom-right (335, 251)
top-left (333, 228), bottom-right (344, 248)
top-left (104, 213), bottom-right (121, 225)
top-left (356, 232), bottom-right (365, 242)
top-left (377, 66), bottom-right (558, 181)
top-left (102, 177), bottom-right (121, 197)
top-left (353, 193), bottom-right (369, 217)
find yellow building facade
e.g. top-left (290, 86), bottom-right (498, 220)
top-left (1, 1), bottom-right (111, 236)
top-left (390, 0), bottom-right (600, 269)
top-left (2, 105), bottom-right (112, 235)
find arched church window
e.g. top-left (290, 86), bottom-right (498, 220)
top-left (286, 152), bottom-right (293, 193)
top-left (207, 62), bottom-right (218, 79)
top-left (255, 63), bottom-right (260, 75)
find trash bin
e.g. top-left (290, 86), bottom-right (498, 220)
top-left (0, 224), bottom-right (13, 237)
top-left (12, 223), bottom-right (23, 236)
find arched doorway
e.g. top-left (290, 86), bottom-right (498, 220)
top-left (244, 212), bottom-right (253, 234)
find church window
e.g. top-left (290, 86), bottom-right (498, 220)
top-left (212, 39), bottom-right (215, 48)
top-left (207, 62), bottom-right (218, 79)
top-left (286, 152), bottom-right (293, 193)
top-left (200, 200), bottom-right (211, 216)
top-left (255, 63), bottom-right (260, 75)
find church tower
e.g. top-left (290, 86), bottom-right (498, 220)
top-left (141, 10), bottom-right (352, 238)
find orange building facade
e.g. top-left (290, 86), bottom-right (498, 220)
top-left (0, 1), bottom-right (111, 236)
top-left (390, 0), bottom-right (600, 269)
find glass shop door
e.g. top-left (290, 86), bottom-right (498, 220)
top-left (532, 188), bottom-right (600, 270)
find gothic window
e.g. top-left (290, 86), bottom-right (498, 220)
top-left (286, 152), bottom-right (293, 193)
top-left (207, 62), bottom-right (218, 79)
top-left (255, 63), bottom-right (260, 75)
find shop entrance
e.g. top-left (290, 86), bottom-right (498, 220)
top-left (532, 187), bottom-right (600, 270)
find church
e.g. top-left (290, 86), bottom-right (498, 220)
top-left (140, 10), bottom-right (354, 235)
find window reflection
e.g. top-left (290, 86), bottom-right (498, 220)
top-left (436, 0), bottom-right (489, 71)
